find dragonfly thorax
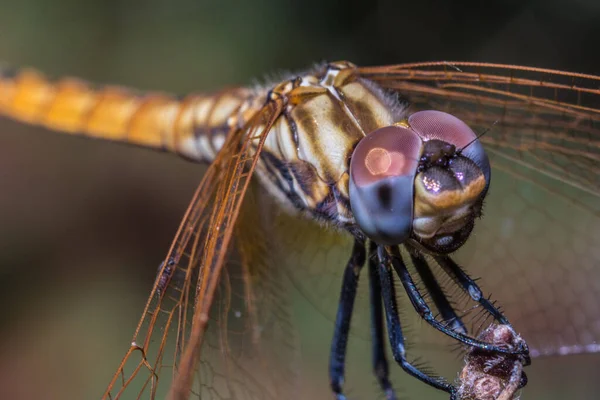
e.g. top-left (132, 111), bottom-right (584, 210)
top-left (254, 63), bottom-right (404, 226)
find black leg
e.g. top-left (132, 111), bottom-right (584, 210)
top-left (388, 247), bottom-right (526, 356)
top-left (433, 255), bottom-right (531, 363)
top-left (367, 242), bottom-right (397, 400)
top-left (433, 255), bottom-right (508, 323)
top-left (376, 245), bottom-right (457, 398)
top-left (329, 239), bottom-right (366, 399)
top-left (410, 252), bottom-right (467, 335)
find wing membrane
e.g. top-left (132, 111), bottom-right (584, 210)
top-left (169, 97), bottom-right (284, 399)
top-left (359, 62), bottom-right (600, 197)
top-left (103, 96), bottom-right (286, 400)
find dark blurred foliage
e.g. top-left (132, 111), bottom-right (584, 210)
top-left (0, 0), bottom-right (598, 399)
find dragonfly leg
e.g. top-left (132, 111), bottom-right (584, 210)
top-left (367, 242), bottom-right (397, 400)
top-left (410, 252), bottom-right (467, 335)
top-left (376, 245), bottom-right (457, 397)
top-left (387, 247), bottom-right (527, 356)
top-left (433, 255), bottom-right (532, 365)
top-left (329, 239), bottom-right (366, 399)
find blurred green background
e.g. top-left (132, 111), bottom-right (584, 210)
top-left (0, 0), bottom-right (599, 399)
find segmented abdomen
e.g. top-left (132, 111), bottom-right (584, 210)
top-left (0, 66), bottom-right (255, 163)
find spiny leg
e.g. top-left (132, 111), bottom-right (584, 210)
top-left (376, 245), bottom-right (457, 398)
top-left (410, 251), bottom-right (467, 335)
top-left (367, 242), bottom-right (396, 400)
top-left (433, 254), bottom-right (530, 364)
top-left (329, 239), bottom-right (366, 399)
top-left (388, 246), bottom-right (525, 355)
top-left (434, 255), bottom-right (508, 322)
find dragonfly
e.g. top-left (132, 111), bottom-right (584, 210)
top-left (0, 61), bottom-right (599, 400)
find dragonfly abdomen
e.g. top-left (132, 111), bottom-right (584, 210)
top-left (0, 66), bottom-right (254, 162)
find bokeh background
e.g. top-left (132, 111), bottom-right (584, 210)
top-left (0, 0), bottom-right (599, 399)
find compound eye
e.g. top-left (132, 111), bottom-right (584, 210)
top-left (408, 110), bottom-right (491, 184)
top-left (349, 126), bottom-right (422, 245)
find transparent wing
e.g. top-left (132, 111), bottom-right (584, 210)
top-left (103, 96), bottom-right (301, 400)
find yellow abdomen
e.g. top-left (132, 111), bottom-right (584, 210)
top-left (0, 66), bottom-right (253, 162)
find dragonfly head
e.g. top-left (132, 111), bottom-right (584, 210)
top-left (349, 110), bottom-right (491, 253)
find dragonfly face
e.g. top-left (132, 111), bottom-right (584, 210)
top-left (0, 61), bottom-right (599, 400)
top-left (349, 110), bottom-right (490, 252)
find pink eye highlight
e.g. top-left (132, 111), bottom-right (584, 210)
top-left (364, 148), bottom-right (407, 177)
top-left (351, 125), bottom-right (421, 186)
